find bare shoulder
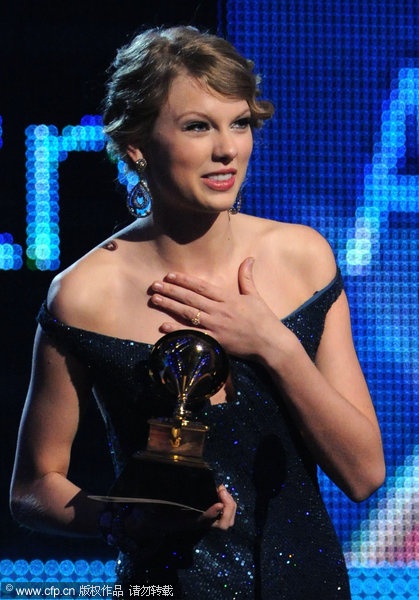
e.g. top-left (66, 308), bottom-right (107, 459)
top-left (276, 222), bottom-right (337, 287)
top-left (238, 215), bottom-right (337, 289)
top-left (47, 236), bottom-right (130, 330)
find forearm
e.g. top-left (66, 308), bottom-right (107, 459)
top-left (10, 472), bottom-right (105, 537)
top-left (258, 329), bottom-right (385, 501)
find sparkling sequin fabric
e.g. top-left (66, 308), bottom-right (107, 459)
top-left (37, 270), bottom-right (350, 599)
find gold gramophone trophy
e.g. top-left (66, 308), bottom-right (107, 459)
top-left (95, 330), bottom-right (229, 512)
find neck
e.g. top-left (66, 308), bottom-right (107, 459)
top-left (148, 206), bottom-right (236, 276)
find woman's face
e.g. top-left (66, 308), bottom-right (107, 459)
top-left (129, 74), bottom-right (253, 214)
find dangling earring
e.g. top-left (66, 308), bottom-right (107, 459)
top-left (126, 158), bottom-right (152, 218)
top-left (229, 190), bottom-right (242, 215)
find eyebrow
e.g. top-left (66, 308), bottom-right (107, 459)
top-left (175, 108), bottom-right (251, 122)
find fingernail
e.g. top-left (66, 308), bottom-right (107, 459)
top-left (166, 273), bottom-right (176, 281)
top-left (152, 295), bottom-right (163, 303)
top-left (152, 281), bottom-right (163, 291)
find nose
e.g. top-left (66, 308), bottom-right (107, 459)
top-left (212, 129), bottom-right (238, 163)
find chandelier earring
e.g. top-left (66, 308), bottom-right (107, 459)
top-left (126, 158), bottom-right (152, 218)
top-left (229, 189), bottom-right (242, 215)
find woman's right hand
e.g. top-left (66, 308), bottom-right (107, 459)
top-left (200, 484), bottom-right (237, 530)
top-left (99, 484), bottom-right (236, 556)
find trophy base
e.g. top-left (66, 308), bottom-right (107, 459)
top-left (108, 450), bottom-right (219, 512)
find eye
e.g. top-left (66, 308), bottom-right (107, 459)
top-left (183, 121), bottom-right (210, 132)
top-left (232, 117), bottom-right (251, 129)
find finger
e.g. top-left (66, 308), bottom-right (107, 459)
top-left (201, 502), bottom-right (224, 521)
top-left (202, 486), bottom-right (236, 531)
top-left (164, 272), bottom-right (224, 302)
top-left (151, 294), bottom-right (208, 327)
top-left (159, 321), bottom-right (185, 334)
top-left (238, 257), bottom-right (257, 296)
top-left (159, 322), bottom-right (212, 336)
top-left (215, 485), bottom-right (236, 529)
top-left (151, 280), bottom-right (212, 312)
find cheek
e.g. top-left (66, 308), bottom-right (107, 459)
top-left (170, 147), bottom-right (207, 176)
top-left (237, 133), bottom-right (253, 165)
top-left (148, 143), bottom-right (184, 181)
top-left (151, 153), bottom-right (200, 193)
top-left (245, 135), bottom-right (253, 159)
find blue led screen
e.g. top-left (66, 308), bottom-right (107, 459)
top-left (223, 0), bottom-right (418, 596)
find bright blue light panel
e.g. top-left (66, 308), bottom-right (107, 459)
top-left (0, 560), bottom-right (417, 599)
top-left (24, 115), bottom-right (105, 271)
top-left (0, 232), bottom-right (23, 270)
top-left (0, 115), bottom-right (136, 271)
top-left (225, 0), bottom-right (417, 597)
top-left (0, 115), bottom-right (24, 270)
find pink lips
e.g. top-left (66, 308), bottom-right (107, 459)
top-left (201, 170), bottom-right (236, 191)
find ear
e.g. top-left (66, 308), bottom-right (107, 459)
top-left (126, 144), bottom-right (144, 164)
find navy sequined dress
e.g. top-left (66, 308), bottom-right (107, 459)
top-left (37, 269), bottom-right (351, 599)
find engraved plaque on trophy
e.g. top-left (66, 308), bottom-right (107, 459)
top-left (91, 330), bottom-right (229, 512)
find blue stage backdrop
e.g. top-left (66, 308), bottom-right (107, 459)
top-left (0, 1), bottom-right (417, 599)
top-left (221, 0), bottom-right (418, 597)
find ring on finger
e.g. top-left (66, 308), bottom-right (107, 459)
top-left (191, 310), bottom-right (201, 326)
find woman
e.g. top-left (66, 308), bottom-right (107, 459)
top-left (10, 26), bottom-right (385, 599)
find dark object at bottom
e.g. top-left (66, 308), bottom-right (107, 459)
top-left (109, 450), bottom-right (219, 512)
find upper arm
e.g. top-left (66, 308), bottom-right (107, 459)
top-left (13, 252), bottom-right (107, 488)
top-left (12, 325), bottom-right (92, 490)
top-left (315, 290), bottom-right (380, 429)
top-left (297, 225), bottom-right (380, 429)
